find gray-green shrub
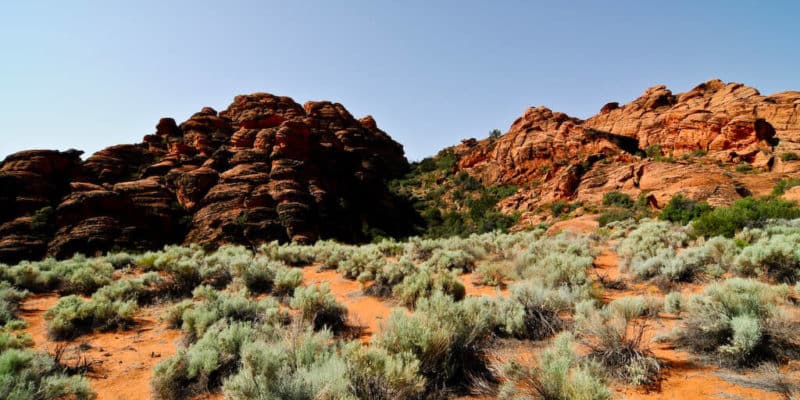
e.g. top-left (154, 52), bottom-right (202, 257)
top-left (290, 284), bottom-right (348, 332)
top-left (498, 333), bottom-right (611, 400)
top-left (676, 278), bottom-right (798, 366)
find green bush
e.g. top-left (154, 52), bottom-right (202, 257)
top-left (137, 244), bottom-right (205, 294)
top-left (676, 278), bottom-right (798, 366)
top-left (736, 163), bottom-right (754, 173)
top-left (628, 237), bottom-right (736, 286)
top-left (664, 292), bottom-right (683, 315)
top-left (501, 280), bottom-right (588, 339)
top-left (734, 233), bottom-right (800, 283)
top-left (474, 262), bottom-right (506, 286)
top-left (616, 220), bottom-right (688, 272)
top-left (290, 284), bottom-right (348, 332)
top-left (602, 191), bottom-right (634, 208)
top-left (43, 273), bottom-right (161, 340)
top-left (392, 267), bottom-right (465, 307)
top-left (692, 197), bottom-right (800, 238)
top-left (341, 343), bottom-right (426, 399)
top-left (780, 152), bottom-right (800, 162)
top-left (364, 257), bottom-right (417, 297)
top-left (152, 321), bottom-right (257, 400)
top-left (0, 348), bottom-right (95, 400)
top-left (0, 255), bottom-right (114, 294)
top-left (258, 241), bottom-right (316, 266)
top-left (659, 194), bottom-right (712, 225)
top-left (598, 208), bottom-right (634, 227)
top-left (515, 233), bottom-right (595, 293)
top-left (608, 296), bottom-right (662, 320)
top-left (178, 286), bottom-right (287, 341)
top-left (772, 178), bottom-right (800, 197)
top-left (45, 294), bottom-right (137, 340)
top-left (421, 249), bottom-right (476, 272)
top-left (498, 333), bottom-right (611, 400)
top-left (375, 292), bottom-right (495, 393)
top-left (575, 302), bottom-right (661, 385)
top-left (0, 282), bottom-right (28, 327)
top-left (272, 266), bottom-right (303, 297)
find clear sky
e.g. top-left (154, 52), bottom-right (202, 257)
top-left (1, 1), bottom-right (798, 161)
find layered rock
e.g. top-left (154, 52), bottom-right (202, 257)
top-left (0, 93), bottom-right (410, 263)
top-left (453, 80), bottom-right (800, 224)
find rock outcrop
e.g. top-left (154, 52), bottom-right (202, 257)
top-left (452, 80), bottom-right (800, 225)
top-left (0, 93), bottom-right (411, 263)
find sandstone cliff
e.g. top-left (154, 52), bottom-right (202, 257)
top-left (0, 94), bottom-right (412, 263)
top-left (451, 80), bottom-right (800, 225)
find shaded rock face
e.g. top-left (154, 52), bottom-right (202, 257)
top-left (0, 93), bottom-right (410, 263)
top-left (453, 80), bottom-right (800, 224)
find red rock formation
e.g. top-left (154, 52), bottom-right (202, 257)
top-left (453, 80), bottom-right (800, 225)
top-left (0, 93), bottom-right (410, 263)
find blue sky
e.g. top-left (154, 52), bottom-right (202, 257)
top-left (1, 1), bottom-right (798, 161)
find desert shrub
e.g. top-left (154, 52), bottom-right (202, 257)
top-left (220, 327), bottom-right (352, 400)
top-left (422, 249), bottom-right (476, 272)
top-left (137, 244), bottom-right (205, 294)
top-left (500, 280), bottom-right (588, 339)
top-left (152, 321), bottom-right (257, 400)
top-left (608, 296), bottom-right (662, 320)
top-left (602, 191), bottom-right (634, 208)
top-left (692, 197), bottom-right (800, 238)
top-left (229, 256), bottom-right (275, 293)
top-left (676, 278), bottom-right (799, 366)
top-left (781, 152), bottom-right (800, 162)
top-left (43, 270), bottom-right (162, 339)
top-left (474, 262), bottom-right (507, 286)
top-left (375, 292), bottom-right (496, 393)
top-left (664, 292), bottom-right (683, 315)
top-left (179, 286), bottom-right (287, 341)
top-left (311, 241), bottom-right (353, 270)
top-left (45, 294), bottom-right (137, 340)
top-left (0, 255), bottom-right (114, 294)
top-left (598, 208), bottom-right (634, 227)
top-left (290, 284), bottom-right (348, 332)
top-left (221, 325), bottom-right (427, 400)
top-left (258, 241), bottom-right (316, 266)
top-left (342, 343), bottom-right (426, 400)
top-left (628, 237), bottom-right (736, 286)
top-left (202, 245), bottom-right (254, 288)
top-left (392, 267), bottom-right (465, 307)
top-left (0, 348), bottom-right (95, 400)
top-left (0, 282), bottom-right (28, 327)
top-left (104, 252), bottom-right (134, 269)
top-left (164, 299), bottom-right (195, 329)
top-left (736, 163), bottom-right (754, 173)
top-left (497, 333), bottom-right (611, 400)
top-left (550, 200), bottom-right (570, 217)
top-left (364, 257), bottom-right (417, 297)
top-left (337, 246), bottom-right (386, 280)
top-left (93, 272), bottom-right (164, 304)
top-left (373, 238), bottom-right (406, 257)
top-left (616, 220), bottom-right (688, 272)
top-left (514, 233), bottom-right (595, 292)
top-left (575, 302), bottom-right (661, 385)
top-left (772, 178), bottom-right (800, 197)
top-left (734, 233), bottom-right (800, 283)
top-left (272, 266), bottom-right (303, 297)
top-left (659, 194), bottom-right (712, 225)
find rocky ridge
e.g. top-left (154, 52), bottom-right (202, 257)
top-left (451, 80), bottom-right (800, 224)
top-left (0, 94), bottom-right (412, 263)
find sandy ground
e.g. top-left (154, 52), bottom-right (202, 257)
top-left (16, 238), bottom-right (798, 400)
top-left (20, 294), bottom-right (182, 400)
top-left (592, 247), bottom-right (791, 400)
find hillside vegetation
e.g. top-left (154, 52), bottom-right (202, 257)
top-left (3, 195), bottom-right (800, 399)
